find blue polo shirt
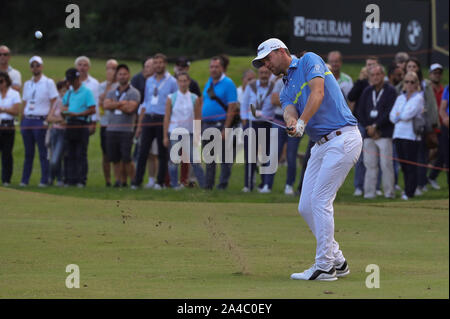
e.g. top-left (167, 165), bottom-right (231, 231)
top-left (62, 84), bottom-right (96, 121)
top-left (143, 72), bottom-right (178, 115)
top-left (202, 75), bottom-right (237, 122)
top-left (443, 85), bottom-right (449, 115)
top-left (280, 52), bottom-right (357, 142)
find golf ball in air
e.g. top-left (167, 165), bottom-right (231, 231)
top-left (35, 31), bottom-right (43, 39)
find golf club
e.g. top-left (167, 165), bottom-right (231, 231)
top-left (250, 104), bottom-right (294, 131)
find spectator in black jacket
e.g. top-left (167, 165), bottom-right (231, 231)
top-left (347, 56), bottom-right (379, 196)
top-left (131, 57), bottom-right (154, 105)
top-left (174, 57), bottom-right (201, 97)
top-left (359, 64), bottom-right (397, 199)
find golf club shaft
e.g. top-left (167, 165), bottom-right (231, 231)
top-left (250, 103), bottom-right (293, 131)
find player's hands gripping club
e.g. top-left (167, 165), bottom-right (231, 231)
top-left (286, 118), bottom-right (305, 137)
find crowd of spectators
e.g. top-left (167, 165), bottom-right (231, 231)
top-left (0, 44), bottom-right (448, 199)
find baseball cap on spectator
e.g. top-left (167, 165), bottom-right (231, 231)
top-left (175, 56), bottom-right (191, 67)
top-left (252, 38), bottom-right (288, 68)
top-left (429, 63), bottom-right (443, 73)
top-left (65, 68), bottom-right (80, 82)
top-left (29, 56), bottom-right (43, 65)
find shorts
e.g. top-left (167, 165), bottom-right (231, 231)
top-left (106, 131), bottom-right (134, 163)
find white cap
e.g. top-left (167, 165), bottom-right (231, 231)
top-left (29, 56), bottom-right (43, 65)
top-left (252, 38), bottom-right (288, 68)
top-left (429, 63), bottom-right (443, 72)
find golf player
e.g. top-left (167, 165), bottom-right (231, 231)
top-left (252, 38), bottom-right (362, 281)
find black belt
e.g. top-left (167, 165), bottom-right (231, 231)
top-left (0, 119), bottom-right (14, 126)
top-left (25, 115), bottom-right (46, 120)
top-left (145, 113), bottom-right (164, 118)
top-left (66, 119), bottom-right (89, 125)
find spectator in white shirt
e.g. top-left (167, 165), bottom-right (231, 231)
top-left (75, 56), bottom-right (100, 186)
top-left (0, 72), bottom-right (21, 186)
top-left (20, 56), bottom-right (58, 187)
top-left (0, 45), bottom-right (21, 91)
top-left (163, 72), bottom-right (205, 189)
top-left (237, 69), bottom-right (256, 105)
top-left (389, 71), bottom-right (424, 200)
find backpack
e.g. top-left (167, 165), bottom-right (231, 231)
top-left (170, 91), bottom-right (197, 108)
top-left (413, 110), bottom-right (426, 136)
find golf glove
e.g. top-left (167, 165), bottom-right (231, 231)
top-left (294, 119), bottom-right (305, 137)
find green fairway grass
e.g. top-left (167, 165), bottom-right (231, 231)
top-left (0, 188), bottom-right (447, 298)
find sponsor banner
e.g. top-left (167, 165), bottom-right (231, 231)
top-left (290, 0), bottom-right (432, 65)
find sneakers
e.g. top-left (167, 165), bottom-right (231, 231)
top-left (242, 187), bottom-right (250, 193)
top-left (353, 188), bottom-right (363, 196)
top-left (2, 182), bottom-right (10, 187)
top-left (76, 183), bottom-right (85, 188)
top-left (395, 184), bottom-right (402, 192)
top-left (376, 190), bottom-right (383, 196)
top-left (414, 188), bottom-right (423, 196)
top-left (428, 178), bottom-right (440, 190)
top-left (335, 260), bottom-right (350, 278)
top-left (258, 184), bottom-right (271, 194)
top-left (173, 184), bottom-right (184, 191)
top-left (38, 183), bottom-right (48, 188)
top-left (401, 193), bottom-right (409, 200)
top-left (291, 264), bottom-right (338, 281)
top-left (153, 183), bottom-right (163, 190)
top-left (19, 182), bottom-right (27, 187)
top-left (284, 184), bottom-right (294, 195)
top-left (145, 178), bottom-right (155, 189)
top-left (363, 194), bottom-right (376, 199)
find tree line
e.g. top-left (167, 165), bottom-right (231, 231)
top-left (1, 0), bottom-right (290, 61)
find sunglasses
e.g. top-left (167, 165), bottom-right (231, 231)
top-left (30, 64), bottom-right (41, 68)
top-left (0, 53), bottom-right (10, 57)
top-left (404, 80), bottom-right (416, 84)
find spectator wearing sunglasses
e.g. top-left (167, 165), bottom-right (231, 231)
top-left (0, 72), bottom-right (21, 186)
top-left (389, 71), bottom-right (424, 200)
top-left (20, 56), bottom-right (59, 187)
top-left (0, 45), bottom-right (21, 91)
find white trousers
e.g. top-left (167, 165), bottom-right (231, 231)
top-left (298, 126), bottom-right (362, 271)
top-left (363, 137), bottom-right (395, 198)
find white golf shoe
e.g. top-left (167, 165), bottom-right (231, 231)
top-left (335, 260), bottom-right (350, 278)
top-left (258, 184), bottom-right (271, 194)
top-left (284, 184), bottom-right (294, 195)
top-left (428, 179), bottom-right (440, 190)
top-left (291, 264), bottom-right (338, 281)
